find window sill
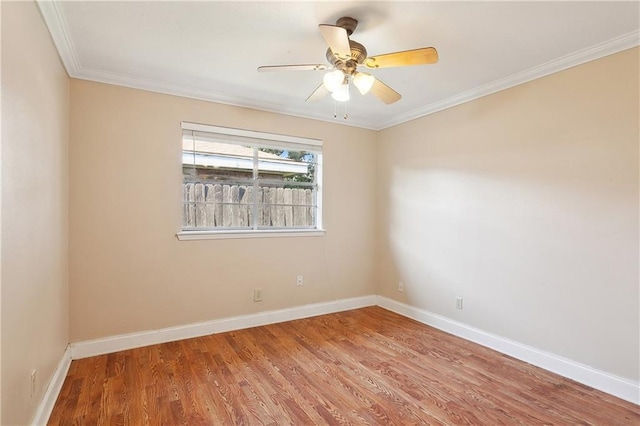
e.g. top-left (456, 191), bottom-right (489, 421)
top-left (176, 229), bottom-right (326, 241)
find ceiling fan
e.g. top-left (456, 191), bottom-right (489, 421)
top-left (257, 17), bottom-right (438, 105)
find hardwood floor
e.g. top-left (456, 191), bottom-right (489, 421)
top-left (49, 307), bottom-right (639, 425)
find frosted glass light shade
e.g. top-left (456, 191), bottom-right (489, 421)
top-left (323, 70), bottom-right (344, 93)
top-left (331, 83), bottom-right (350, 102)
top-left (353, 72), bottom-right (375, 95)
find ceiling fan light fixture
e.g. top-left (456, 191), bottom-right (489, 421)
top-left (322, 70), bottom-right (344, 92)
top-left (353, 72), bottom-right (375, 95)
top-left (331, 82), bottom-right (350, 102)
top-left (260, 16), bottom-right (438, 109)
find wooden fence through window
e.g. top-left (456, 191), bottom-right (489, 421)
top-left (183, 183), bottom-right (315, 228)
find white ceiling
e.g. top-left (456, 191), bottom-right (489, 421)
top-left (39, 1), bottom-right (639, 130)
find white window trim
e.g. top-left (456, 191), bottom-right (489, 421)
top-left (181, 122), bottom-right (322, 150)
top-left (178, 122), bottom-right (324, 240)
top-left (176, 229), bottom-right (326, 241)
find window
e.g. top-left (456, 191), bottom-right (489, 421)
top-left (178, 122), bottom-right (323, 239)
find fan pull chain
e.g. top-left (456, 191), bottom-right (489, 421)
top-left (332, 100), bottom-right (348, 120)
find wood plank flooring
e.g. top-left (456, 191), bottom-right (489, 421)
top-left (49, 307), bottom-right (639, 425)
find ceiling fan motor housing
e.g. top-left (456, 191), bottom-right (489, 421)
top-left (324, 17), bottom-right (367, 75)
top-left (326, 40), bottom-right (367, 74)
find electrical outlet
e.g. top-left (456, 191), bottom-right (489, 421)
top-left (296, 275), bottom-right (303, 287)
top-left (253, 288), bottom-right (263, 302)
top-left (456, 297), bottom-right (463, 310)
top-left (398, 281), bottom-right (404, 292)
top-left (30, 369), bottom-right (37, 397)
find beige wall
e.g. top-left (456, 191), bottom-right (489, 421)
top-left (69, 80), bottom-right (377, 341)
top-left (1, 2), bottom-right (70, 424)
top-left (376, 48), bottom-right (639, 381)
top-left (2, 5), bottom-right (637, 419)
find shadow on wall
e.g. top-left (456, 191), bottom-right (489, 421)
top-left (378, 122), bottom-right (638, 380)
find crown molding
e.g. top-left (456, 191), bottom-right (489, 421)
top-left (38, 0), bottom-right (638, 131)
top-left (37, 0), bottom-right (80, 74)
top-left (36, 0), bottom-right (375, 130)
top-left (70, 66), bottom-right (377, 130)
top-left (378, 29), bottom-right (640, 130)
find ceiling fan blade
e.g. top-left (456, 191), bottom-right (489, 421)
top-left (365, 47), bottom-right (438, 69)
top-left (258, 64), bottom-right (329, 72)
top-left (370, 78), bottom-right (402, 104)
top-left (306, 84), bottom-right (329, 103)
top-left (318, 24), bottom-right (351, 60)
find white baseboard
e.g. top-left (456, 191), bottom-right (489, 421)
top-left (49, 293), bottom-right (635, 426)
top-left (376, 296), bottom-right (640, 405)
top-left (31, 345), bottom-right (72, 426)
top-left (70, 295), bottom-right (378, 359)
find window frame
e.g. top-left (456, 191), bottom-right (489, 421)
top-left (177, 122), bottom-right (325, 240)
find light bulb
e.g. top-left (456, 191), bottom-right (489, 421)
top-left (331, 83), bottom-right (350, 102)
top-left (353, 72), bottom-right (375, 95)
top-left (323, 70), bottom-right (344, 93)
